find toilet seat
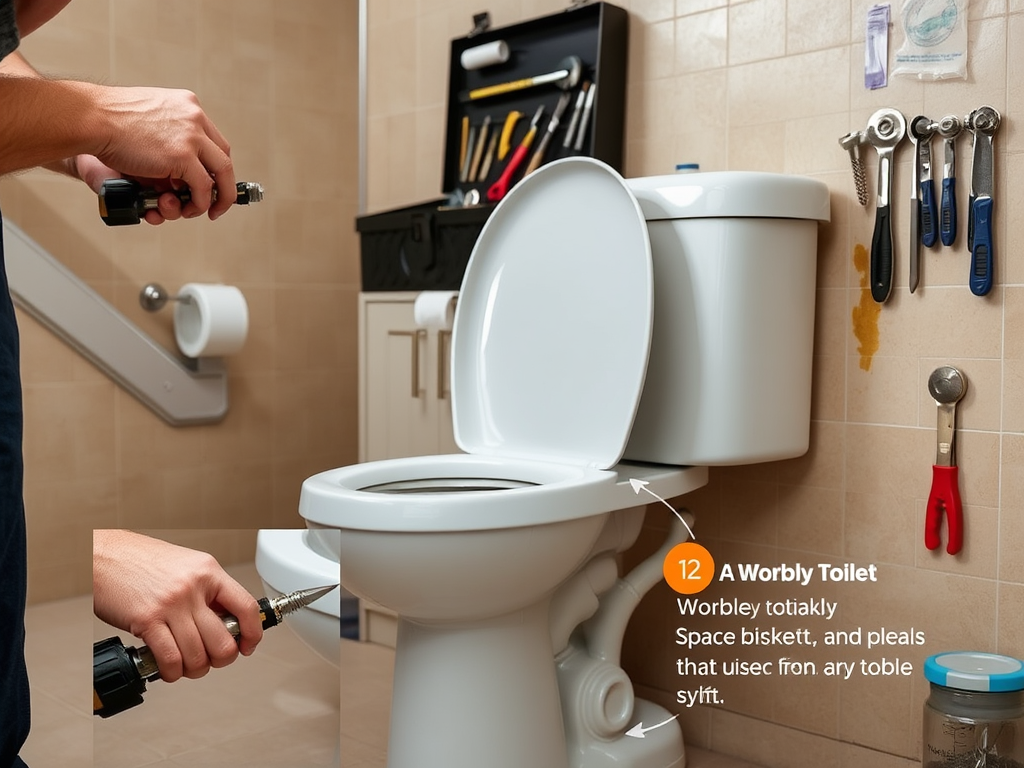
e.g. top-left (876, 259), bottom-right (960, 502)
top-left (301, 159), bottom-right (655, 533)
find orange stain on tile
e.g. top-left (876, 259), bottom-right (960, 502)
top-left (851, 244), bottom-right (880, 371)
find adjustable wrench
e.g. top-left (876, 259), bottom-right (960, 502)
top-left (865, 108), bottom-right (906, 304)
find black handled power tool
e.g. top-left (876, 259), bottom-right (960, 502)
top-left (93, 584), bottom-right (336, 718)
top-left (97, 178), bottom-right (264, 226)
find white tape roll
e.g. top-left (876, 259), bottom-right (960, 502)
top-left (413, 291), bottom-right (458, 331)
top-left (461, 40), bottom-right (510, 71)
top-left (173, 283), bottom-right (249, 358)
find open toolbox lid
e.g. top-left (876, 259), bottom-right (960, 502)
top-left (442, 3), bottom-right (628, 199)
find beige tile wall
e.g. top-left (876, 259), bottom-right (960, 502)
top-left (1, 0), bottom-right (361, 603)
top-left (367, 1), bottom-right (1023, 765)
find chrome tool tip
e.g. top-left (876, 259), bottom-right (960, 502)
top-left (272, 584), bottom-right (339, 617)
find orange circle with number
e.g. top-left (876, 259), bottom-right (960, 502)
top-left (663, 542), bottom-right (715, 594)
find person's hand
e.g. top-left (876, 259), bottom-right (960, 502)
top-left (93, 530), bottom-right (263, 683)
top-left (70, 154), bottom-right (185, 225)
top-left (90, 84), bottom-right (237, 221)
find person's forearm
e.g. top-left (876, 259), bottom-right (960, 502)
top-left (13, 0), bottom-right (74, 37)
top-left (0, 50), bottom-right (77, 176)
top-left (0, 74), bottom-right (106, 176)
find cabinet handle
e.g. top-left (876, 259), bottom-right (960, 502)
top-left (388, 329), bottom-right (426, 398)
top-left (437, 330), bottom-right (452, 400)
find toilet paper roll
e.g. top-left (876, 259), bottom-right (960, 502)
top-left (413, 291), bottom-right (458, 331)
top-left (460, 40), bottom-right (510, 71)
top-left (173, 283), bottom-right (249, 358)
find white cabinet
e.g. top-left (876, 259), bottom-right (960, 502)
top-left (358, 292), bottom-right (462, 645)
top-left (359, 292), bottom-right (461, 463)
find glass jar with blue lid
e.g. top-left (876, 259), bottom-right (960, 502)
top-left (923, 652), bottom-right (1024, 767)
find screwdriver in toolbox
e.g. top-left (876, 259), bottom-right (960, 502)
top-left (487, 104), bottom-right (545, 203)
top-left (97, 178), bottom-right (264, 226)
top-left (93, 583), bottom-right (337, 718)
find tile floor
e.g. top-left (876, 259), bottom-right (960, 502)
top-left (22, 563), bottom-right (338, 768)
top-left (21, 562), bottom-right (763, 768)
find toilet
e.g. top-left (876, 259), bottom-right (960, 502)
top-left (257, 158), bottom-right (830, 768)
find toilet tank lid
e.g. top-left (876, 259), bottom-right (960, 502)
top-left (626, 171), bottom-right (831, 223)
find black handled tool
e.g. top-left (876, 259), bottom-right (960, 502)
top-left (93, 584), bottom-right (336, 718)
top-left (98, 178), bottom-right (264, 226)
top-left (865, 108), bottom-right (906, 304)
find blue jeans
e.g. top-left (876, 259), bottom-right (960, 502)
top-left (0, 210), bottom-right (30, 768)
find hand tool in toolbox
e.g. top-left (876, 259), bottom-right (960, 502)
top-left (563, 81), bottom-right (590, 150)
top-left (838, 130), bottom-right (870, 207)
top-left (463, 55), bottom-right (582, 102)
top-left (460, 124), bottom-right (478, 183)
top-left (498, 111), bottom-right (523, 161)
top-left (459, 116), bottom-right (470, 175)
top-left (525, 91), bottom-right (573, 176)
top-left (966, 105), bottom-right (1000, 296)
top-left (925, 366), bottom-right (966, 555)
top-left (487, 104), bottom-right (545, 203)
top-left (478, 131), bottom-right (500, 182)
top-left (93, 584), bottom-right (337, 717)
top-left (865, 108), bottom-right (906, 304)
top-left (574, 82), bottom-right (598, 152)
top-left (469, 115), bottom-right (492, 182)
top-left (936, 115), bottom-right (961, 247)
top-left (910, 116), bottom-right (938, 250)
top-left (98, 179), bottom-right (264, 226)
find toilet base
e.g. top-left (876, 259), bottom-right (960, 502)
top-left (386, 602), bottom-right (569, 768)
top-left (572, 697), bottom-right (685, 768)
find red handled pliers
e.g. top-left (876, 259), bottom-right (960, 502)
top-left (925, 385), bottom-right (964, 555)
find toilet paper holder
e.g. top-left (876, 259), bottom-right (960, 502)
top-left (139, 282), bottom-right (191, 312)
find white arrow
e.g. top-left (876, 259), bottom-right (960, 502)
top-left (629, 479), bottom-right (696, 540)
top-left (625, 713), bottom-right (679, 739)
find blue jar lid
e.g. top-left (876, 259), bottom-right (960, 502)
top-left (675, 163), bottom-right (700, 173)
top-left (924, 652), bottom-right (1024, 692)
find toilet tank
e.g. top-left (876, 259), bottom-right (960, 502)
top-left (622, 172), bottom-right (831, 466)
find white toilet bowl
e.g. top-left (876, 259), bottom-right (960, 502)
top-left (261, 158), bottom-right (829, 768)
top-left (255, 528), bottom-right (343, 667)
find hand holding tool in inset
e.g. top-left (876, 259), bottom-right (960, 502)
top-left (865, 108), bottom-right (906, 304)
top-left (937, 115), bottom-right (961, 246)
top-left (966, 106), bottom-right (1000, 296)
top-left (838, 130), bottom-right (870, 207)
top-left (925, 366), bottom-right (966, 555)
top-left (487, 104), bottom-right (544, 202)
top-left (93, 584), bottom-right (338, 718)
top-left (98, 179), bottom-right (263, 226)
top-left (910, 116), bottom-right (938, 250)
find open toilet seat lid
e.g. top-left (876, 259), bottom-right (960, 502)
top-left (451, 157), bottom-right (653, 470)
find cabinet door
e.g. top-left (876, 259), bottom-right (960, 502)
top-left (361, 295), bottom-right (461, 462)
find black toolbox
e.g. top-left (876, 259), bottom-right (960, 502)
top-left (358, 2), bottom-right (629, 292)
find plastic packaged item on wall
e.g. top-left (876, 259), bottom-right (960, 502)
top-left (865, 4), bottom-right (890, 89)
top-left (892, 0), bottom-right (968, 80)
top-left (922, 652), bottom-right (1024, 768)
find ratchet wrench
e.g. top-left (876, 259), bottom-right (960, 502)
top-left (865, 108), bottom-right (907, 304)
top-left (966, 106), bottom-right (1000, 296)
top-left (937, 115), bottom-right (961, 247)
